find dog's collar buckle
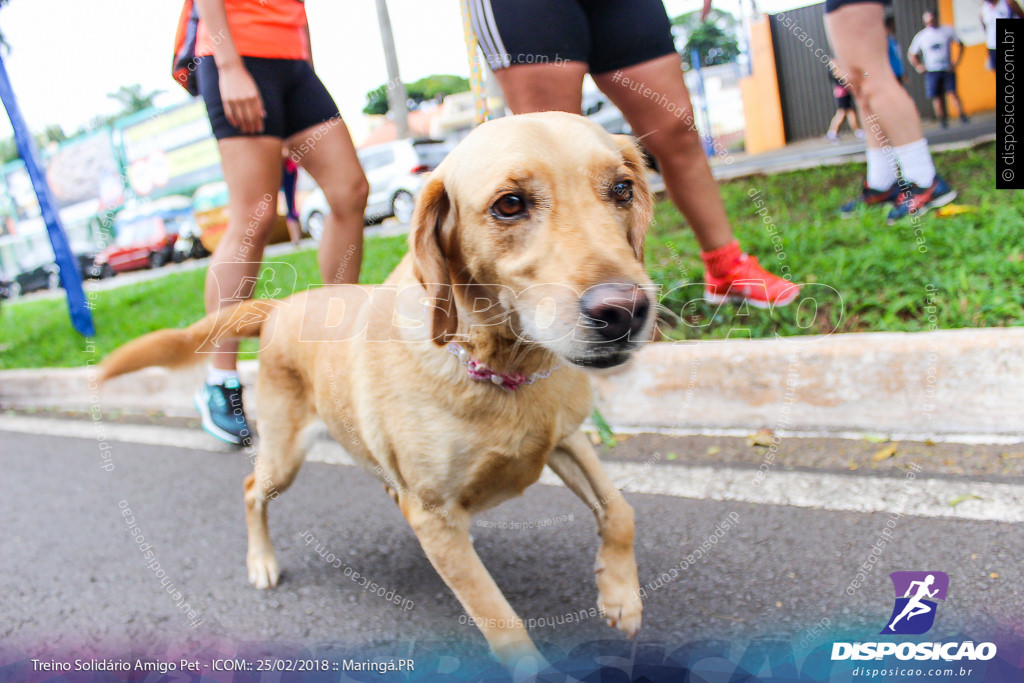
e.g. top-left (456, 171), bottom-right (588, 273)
top-left (447, 343), bottom-right (559, 391)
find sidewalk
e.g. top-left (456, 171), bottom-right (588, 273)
top-left (1, 327), bottom-right (1021, 440)
top-left (708, 111), bottom-right (996, 180)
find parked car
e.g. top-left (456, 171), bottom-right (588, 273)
top-left (299, 138), bottom-right (452, 237)
top-left (93, 196), bottom-right (192, 276)
top-left (581, 90), bottom-right (658, 170)
top-left (6, 253), bottom-right (60, 298)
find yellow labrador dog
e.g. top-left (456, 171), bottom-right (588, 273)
top-left (101, 111), bottom-right (654, 670)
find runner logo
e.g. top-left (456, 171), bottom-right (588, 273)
top-left (881, 571), bottom-right (949, 635)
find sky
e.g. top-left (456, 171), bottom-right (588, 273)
top-left (0, 0), bottom-right (817, 144)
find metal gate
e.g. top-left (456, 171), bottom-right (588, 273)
top-left (769, 1), bottom-right (933, 142)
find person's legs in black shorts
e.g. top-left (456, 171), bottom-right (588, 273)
top-left (581, 0), bottom-right (676, 75)
top-left (470, 0), bottom-right (675, 75)
top-left (197, 57), bottom-right (339, 140)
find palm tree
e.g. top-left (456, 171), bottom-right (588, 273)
top-left (107, 84), bottom-right (164, 116)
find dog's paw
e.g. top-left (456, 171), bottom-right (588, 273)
top-left (247, 552), bottom-right (280, 589)
top-left (595, 555), bottom-right (642, 639)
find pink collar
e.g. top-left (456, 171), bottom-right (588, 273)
top-left (447, 343), bottom-right (560, 391)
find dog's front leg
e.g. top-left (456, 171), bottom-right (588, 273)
top-left (402, 498), bottom-right (547, 674)
top-left (548, 430), bottom-right (642, 637)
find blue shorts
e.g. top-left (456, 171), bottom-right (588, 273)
top-left (924, 71), bottom-right (957, 99)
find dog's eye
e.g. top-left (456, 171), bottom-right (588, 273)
top-left (491, 193), bottom-right (527, 219)
top-left (611, 180), bottom-right (634, 206)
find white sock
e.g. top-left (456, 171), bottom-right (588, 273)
top-left (207, 366), bottom-right (239, 386)
top-left (865, 148), bottom-right (898, 191)
top-left (893, 139), bottom-right (937, 188)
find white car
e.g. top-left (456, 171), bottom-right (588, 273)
top-left (300, 138), bottom-right (451, 238)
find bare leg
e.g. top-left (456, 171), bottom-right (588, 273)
top-left (827, 109), bottom-right (845, 136)
top-left (205, 137), bottom-right (283, 371)
top-left (825, 3), bottom-right (924, 147)
top-left (949, 91), bottom-right (967, 119)
top-left (932, 96), bottom-right (947, 122)
top-left (594, 54), bottom-right (732, 251)
top-left (288, 119), bottom-right (368, 285)
top-left (490, 61), bottom-right (589, 114)
top-left (846, 108), bottom-right (861, 133)
top-left (547, 431), bottom-right (642, 637)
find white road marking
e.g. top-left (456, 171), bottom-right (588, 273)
top-left (2, 416), bottom-right (1021, 524)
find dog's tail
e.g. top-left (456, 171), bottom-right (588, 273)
top-left (99, 299), bottom-right (281, 383)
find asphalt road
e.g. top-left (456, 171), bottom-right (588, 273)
top-left (1, 425), bottom-right (1022, 681)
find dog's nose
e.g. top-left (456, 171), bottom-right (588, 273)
top-left (581, 284), bottom-right (650, 342)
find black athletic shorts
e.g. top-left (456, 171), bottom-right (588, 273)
top-left (469, 0), bottom-right (677, 75)
top-left (824, 0), bottom-right (891, 13)
top-left (197, 56), bottom-right (340, 140)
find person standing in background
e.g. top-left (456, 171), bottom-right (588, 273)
top-left (980, 0), bottom-right (1024, 70)
top-left (281, 147), bottom-right (302, 244)
top-left (908, 11), bottom-right (969, 127)
top-left (825, 57), bottom-right (863, 142)
top-left (885, 15), bottom-right (906, 85)
top-left (815, 0), bottom-right (957, 222)
top-left (192, 0), bottom-right (369, 445)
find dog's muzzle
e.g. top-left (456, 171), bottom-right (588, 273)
top-left (570, 283), bottom-right (650, 368)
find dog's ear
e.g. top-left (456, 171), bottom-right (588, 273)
top-left (613, 135), bottom-right (653, 263)
top-left (409, 174), bottom-right (459, 344)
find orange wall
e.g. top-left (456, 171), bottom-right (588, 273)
top-left (940, 0), bottom-right (996, 114)
top-left (741, 18), bottom-right (787, 154)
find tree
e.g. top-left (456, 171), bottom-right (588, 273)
top-left (106, 84), bottom-right (163, 117)
top-left (684, 22), bottom-right (740, 68)
top-left (672, 9), bottom-right (741, 69)
top-left (672, 8), bottom-right (738, 39)
top-left (363, 74), bottom-right (470, 115)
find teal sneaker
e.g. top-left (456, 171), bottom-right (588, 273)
top-left (194, 377), bottom-right (252, 446)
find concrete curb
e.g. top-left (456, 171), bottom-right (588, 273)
top-left (2, 328), bottom-right (1020, 438)
top-left (590, 327), bottom-right (1023, 437)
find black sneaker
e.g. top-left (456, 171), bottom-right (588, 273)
top-left (839, 183), bottom-right (901, 218)
top-left (194, 377), bottom-right (252, 446)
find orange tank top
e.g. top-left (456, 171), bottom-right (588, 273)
top-left (195, 0), bottom-right (309, 61)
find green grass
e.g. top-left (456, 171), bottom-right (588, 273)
top-left (0, 235), bottom-right (409, 370)
top-left (1, 143), bottom-right (1020, 370)
top-left (647, 142), bottom-right (1024, 340)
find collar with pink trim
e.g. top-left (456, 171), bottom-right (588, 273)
top-left (447, 343), bottom-right (561, 391)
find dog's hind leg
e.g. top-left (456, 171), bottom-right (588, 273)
top-left (244, 370), bottom-right (314, 589)
top-left (547, 430), bottom-right (642, 638)
top-left (401, 499), bottom-right (548, 676)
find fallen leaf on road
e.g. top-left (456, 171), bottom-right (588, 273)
top-left (862, 434), bottom-right (888, 443)
top-left (949, 494), bottom-right (982, 508)
top-left (706, 446), bottom-right (721, 456)
top-left (666, 452), bottom-right (678, 461)
top-left (747, 429), bottom-right (774, 448)
top-left (872, 444), bottom-right (898, 462)
top-left (990, 572), bottom-right (999, 579)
